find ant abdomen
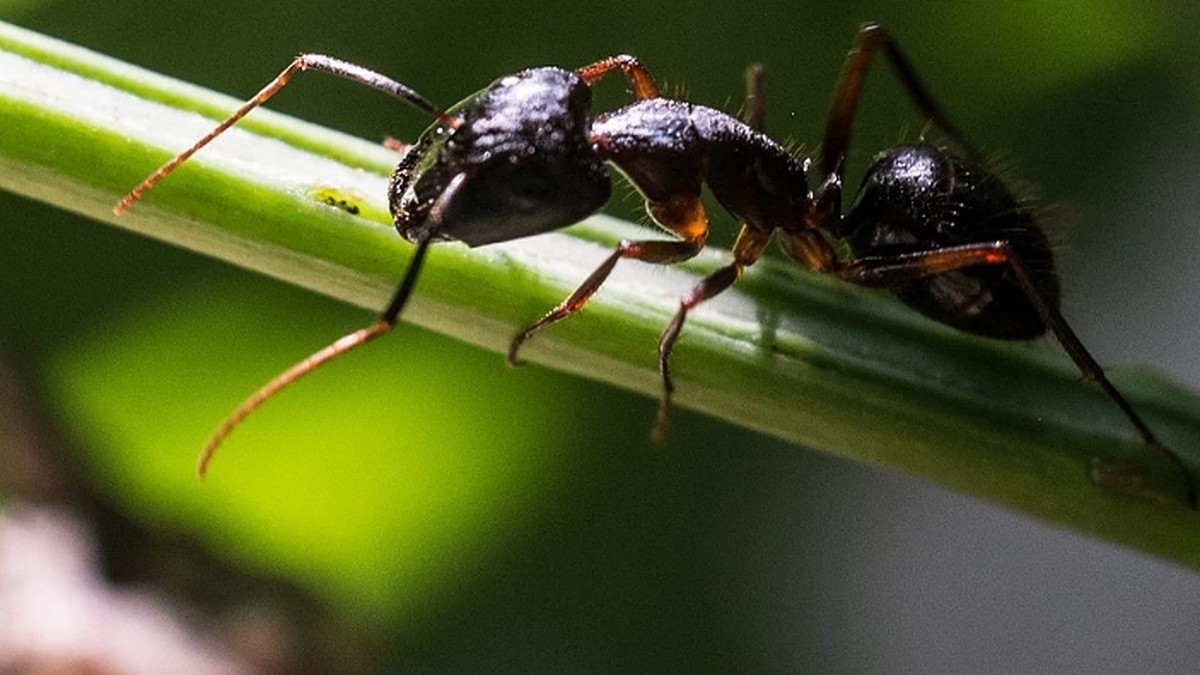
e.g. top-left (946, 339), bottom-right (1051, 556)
top-left (844, 145), bottom-right (1059, 340)
top-left (390, 67), bottom-right (611, 247)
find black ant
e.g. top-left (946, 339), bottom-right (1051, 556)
top-left (114, 24), bottom-right (1195, 507)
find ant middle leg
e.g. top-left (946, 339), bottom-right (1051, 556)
top-left (836, 241), bottom-right (1197, 507)
top-left (507, 194), bottom-right (710, 366)
top-left (653, 225), bottom-right (772, 440)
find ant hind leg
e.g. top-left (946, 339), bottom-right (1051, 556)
top-left (820, 23), bottom-right (980, 188)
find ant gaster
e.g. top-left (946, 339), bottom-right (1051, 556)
top-left (114, 24), bottom-right (1195, 506)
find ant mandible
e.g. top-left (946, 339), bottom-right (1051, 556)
top-left (114, 24), bottom-right (1195, 506)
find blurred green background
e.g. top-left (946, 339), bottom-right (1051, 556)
top-left (3, 0), bottom-right (1200, 672)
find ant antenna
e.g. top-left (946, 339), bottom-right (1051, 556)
top-left (114, 54), bottom-right (456, 215)
top-left (196, 171), bottom-right (468, 477)
top-left (197, 234), bottom-right (432, 478)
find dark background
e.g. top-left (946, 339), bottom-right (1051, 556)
top-left (3, 0), bottom-right (1200, 672)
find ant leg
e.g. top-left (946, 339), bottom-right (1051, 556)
top-left (383, 136), bottom-right (410, 153)
top-left (508, 195), bottom-right (709, 365)
top-left (577, 55), bottom-right (661, 99)
top-left (837, 241), bottom-right (1197, 508)
top-left (744, 63), bottom-right (766, 132)
top-left (820, 23), bottom-right (979, 182)
top-left (653, 225), bottom-right (772, 441)
top-left (196, 173), bottom-right (467, 477)
top-left (115, 54), bottom-right (448, 214)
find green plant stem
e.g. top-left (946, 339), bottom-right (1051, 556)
top-left (2, 21), bottom-right (1199, 566)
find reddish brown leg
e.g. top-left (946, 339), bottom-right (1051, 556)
top-left (837, 241), bottom-right (1197, 507)
top-left (115, 54), bottom-right (447, 215)
top-left (822, 23), bottom-right (977, 178)
top-left (811, 23), bottom-right (981, 236)
top-left (577, 54), bottom-right (661, 99)
top-left (508, 195), bottom-right (709, 366)
top-left (653, 225), bottom-right (773, 441)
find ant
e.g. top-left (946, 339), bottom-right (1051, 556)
top-left (114, 24), bottom-right (1195, 507)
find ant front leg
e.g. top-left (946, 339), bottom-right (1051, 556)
top-left (577, 55), bottom-right (661, 99)
top-left (653, 226), bottom-right (772, 441)
top-left (507, 194), bottom-right (709, 365)
top-left (816, 23), bottom-right (980, 222)
top-left (837, 242), bottom-right (1198, 508)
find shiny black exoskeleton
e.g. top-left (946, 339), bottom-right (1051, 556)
top-left (114, 24), bottom-right (1194, 507)
top-left (845, 145), bottom-right (1058, 340)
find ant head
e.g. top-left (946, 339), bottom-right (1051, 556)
top-left (389, 67), bottom-right (612, 247)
